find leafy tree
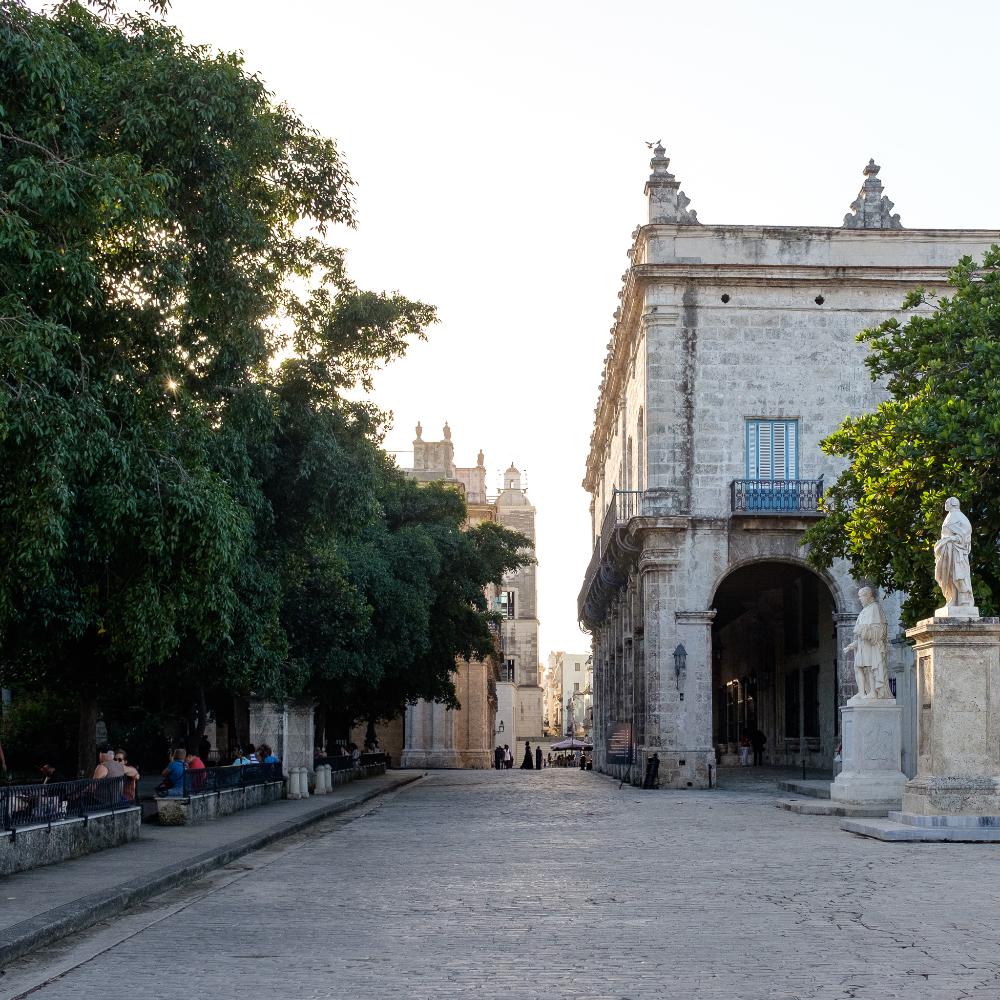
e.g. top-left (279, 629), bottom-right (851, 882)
top-left (1, 1), bottom-right (528, 771)
top-left (805, 249), bottom-right (1000, 625)
top-left (0, 1), bottom-right (434, 770)
top-left (263, 360), bottom-right (530, 728)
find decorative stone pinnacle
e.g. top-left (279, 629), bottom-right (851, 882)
top-left (644, 143), bottom-right (700, 226)
top-left (843, 158), bottom-right (903, 230)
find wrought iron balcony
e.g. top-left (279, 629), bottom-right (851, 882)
top-left (579, 490), bottom-right (646, 625)
top-left (730, 477), bottom-right (824, 514)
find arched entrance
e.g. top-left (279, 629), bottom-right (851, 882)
top-left (711, 561), bottom-right (840, 773)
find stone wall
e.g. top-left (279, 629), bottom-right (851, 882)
top-left (1, 808), bottom-right (141, 876)
top-left (155, 780), bottom-right (285, 826)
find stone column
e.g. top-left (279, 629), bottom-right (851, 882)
top-left (902, 616), bottom-right (1000, 817)
top-left (248, 700), bottom-right (287, 765)
top-left (283, 702), bottom-right (315, 773)
top-left (401, 701), bottom-right (428, 768)
top-left (673, 609), bottom-right (716, 788)
top-left (428, 701), bottom-right (461, 768)
top-left (639, 550), bottom-right (676, 754)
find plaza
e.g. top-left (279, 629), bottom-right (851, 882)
top-left (4, 768), bottom-right (1000, 1000)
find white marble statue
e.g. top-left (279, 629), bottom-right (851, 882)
top-left (844, 586), bottom-right (890, 701)
top-left (934, 497), bottom-right (975, 610)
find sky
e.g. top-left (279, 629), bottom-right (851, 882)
top-left (158, 0), bottom-right (1000, 661)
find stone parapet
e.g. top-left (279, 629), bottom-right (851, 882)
top-left (155, 779), bottom-right (285, 826)
top-left (1, 808), bottom-right (141, 876)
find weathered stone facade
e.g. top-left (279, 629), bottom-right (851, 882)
top-left (579, 149), bottom-right (999, 788)
top-left (373, 426), bottom-right (540, 767)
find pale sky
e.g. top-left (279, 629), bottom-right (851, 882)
top-left (158, 0), bottom-right (1000, 660)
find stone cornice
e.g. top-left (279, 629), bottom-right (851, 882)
top-left (676, 609), bottom-right (717, 624)
top-left (641, 222), bottom-right (1000, 241)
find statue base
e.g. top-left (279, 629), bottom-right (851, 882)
top-left (830, 699), bottom-right (906, 808)
top-left (933, 604), bottom-right (979, 620)
top-left (842, 616), bottom-right (1000, 841)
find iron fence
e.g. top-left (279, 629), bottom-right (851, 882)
top-left (314, 753), bottom-right (388, 772)
top-left (730, 477), bottom-right (824, 513)
top-left (181, 761), bottom-right (283, 796)
top-left (0, 776), bottom-right (130, 832)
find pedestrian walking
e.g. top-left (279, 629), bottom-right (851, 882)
top-left (535, 745), bottom-right (542, 770)
top-left (503, 744), bottom-right (513, 769)
top-left (750, 727), bottom-right (767, 767)
top-left (494, 745), bottom-right (503, 770)
top-left (521, 740), bottom-right (533, 769)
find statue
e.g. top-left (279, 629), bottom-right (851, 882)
top-left (934, 497), bottom-right (975, 610)
top-left (443, 421), bottom-right (451, 441)
top-left (844, 587), bottom-right (890, 701)
top-left (414, 421), bottom-right (422, 440)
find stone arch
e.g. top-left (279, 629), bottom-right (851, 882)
top-left (707, 554), bottom-right (852, 772)
top-left (705, 553), bottom-right (855, 618)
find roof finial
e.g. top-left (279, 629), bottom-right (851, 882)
top-left (644, 142), bottom-right (700, 226)
top-left (843, 159), bottom-right (903, 230)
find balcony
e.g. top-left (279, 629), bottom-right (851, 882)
top-left (578, 490), bottom-right (645, 625)
top-left (730, 477), bottom-right (824, 514)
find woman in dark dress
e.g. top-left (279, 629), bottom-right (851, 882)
top-left (520, 740), bottom-right (533, 769)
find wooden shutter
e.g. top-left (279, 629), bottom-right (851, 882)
top-left (746, 419), bottom-right (798, 480)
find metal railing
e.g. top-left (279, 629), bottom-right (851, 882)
top-left (730, 477), bottom-right (824, 513)
top-left (1, 776), bottom-right (131, 832)
top-left (582, 490), bottom-right (646, 623)
top-left (181, 761), bottom-right (283, 796)
top-left (314, 752), bottom-right (388, 772)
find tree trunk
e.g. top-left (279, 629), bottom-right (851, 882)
top-left (77, 692), bottom-right (99, 778)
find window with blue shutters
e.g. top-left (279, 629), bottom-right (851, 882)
top-left (745, 419), bottom-right (798, 480)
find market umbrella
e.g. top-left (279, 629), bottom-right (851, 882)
top-left (550, 737), bottom-right (593, 751)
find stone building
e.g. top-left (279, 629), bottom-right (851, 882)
top-left (546, 651), bottom-right (592, 737)
top-left (494, 464), bottom-right (543, 746)
top-left (578, 149), bottom-right (998, 788)
top-left (361, 424), bottom-right (539, 767)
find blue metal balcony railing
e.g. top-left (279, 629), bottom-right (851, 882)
top-left (730, 477), bottom-right (824, 514)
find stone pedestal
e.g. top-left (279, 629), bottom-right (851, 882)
top-left (830, 699), bottom-right (906, 809)
top-left (248, 699), bottom-right (314, 773)
top-left (902, 616), bottom-right (1000, 816)
top-left (842, 616), bottom-right (1000, 841)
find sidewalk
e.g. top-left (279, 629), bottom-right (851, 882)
top-left (0, 771), bottom-right (421, 967)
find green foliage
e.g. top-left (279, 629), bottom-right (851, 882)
top-left (805, 249), bottom-right (1000, 624)
top-left (0, 1), bottom-right (531, 758)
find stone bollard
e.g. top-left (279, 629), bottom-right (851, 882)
top-left (300, 768), bottom-right (310, 799)
top-left (312, 765), bottom-right (326, 795)
top-left (287, 767), bottom-right (301, 800)
top-left (319, 763), bottom-right (331, 794)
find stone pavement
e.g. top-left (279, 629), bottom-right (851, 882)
top-left (0, 771), bottom-right (418, 966)
top-left (4, 767), bottom-right (1000, 999)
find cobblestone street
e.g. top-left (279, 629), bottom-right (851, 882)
top-left (6, 768), bottom-right (1000, 1000)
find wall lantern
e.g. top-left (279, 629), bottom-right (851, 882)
top-left (673, 643), bottom-right (687, 688)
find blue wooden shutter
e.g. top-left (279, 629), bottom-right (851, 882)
top-left (746, 420), bottom-right (798, 480)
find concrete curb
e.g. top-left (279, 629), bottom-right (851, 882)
top-left (0, 773), bottom-right (421, 968)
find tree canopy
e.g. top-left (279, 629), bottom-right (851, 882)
top-left (0, 1), bottom-right (530, 773)
top-left (805, 249), bottom-right (1000, 625)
